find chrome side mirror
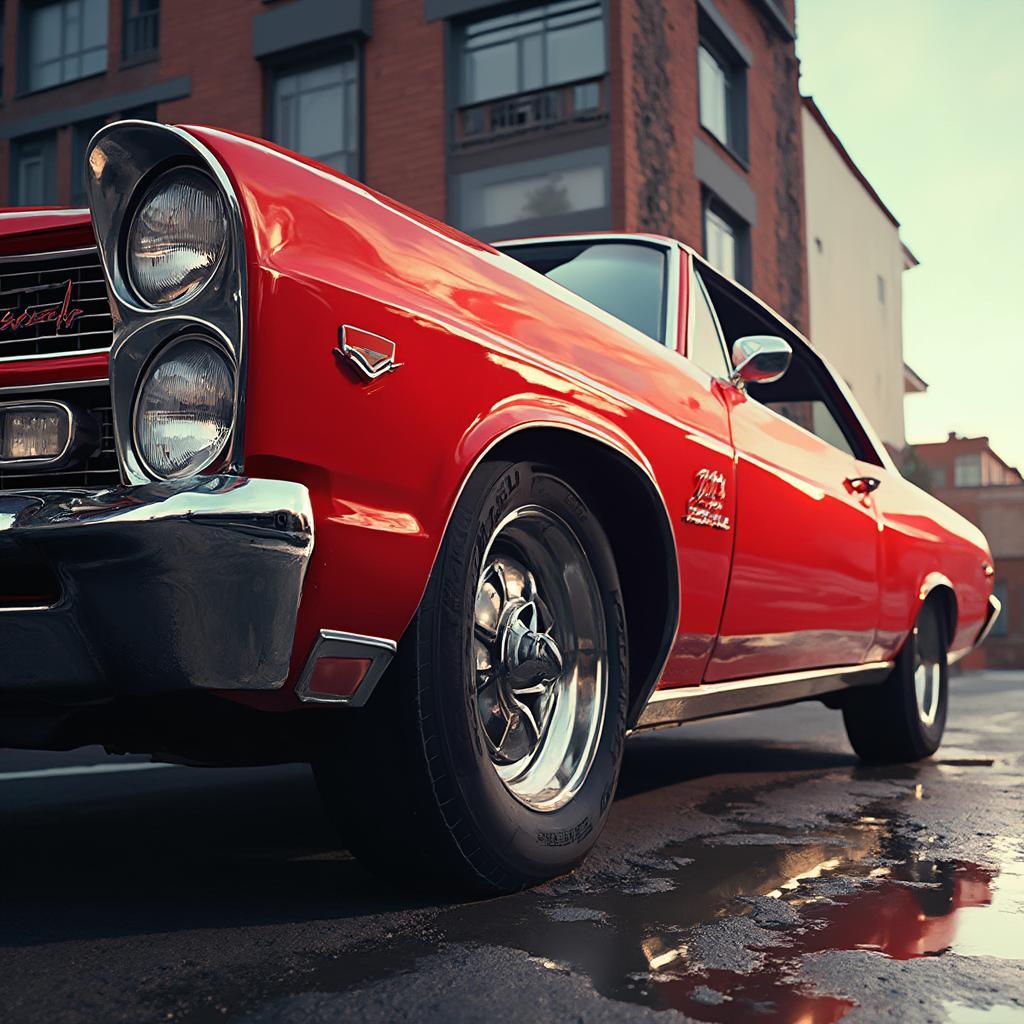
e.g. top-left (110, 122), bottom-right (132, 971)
top-left (729, 335), bottom-right (792, 387)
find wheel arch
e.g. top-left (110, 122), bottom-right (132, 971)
top-left (472, 424), bottom-right (680, 729)
top-left (918, 571), bottom-right (958, 648)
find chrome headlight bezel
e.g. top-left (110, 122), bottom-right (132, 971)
top-left (131, 332), bottom-right (237, 481)
top-left (123, 165), bottom-right (229, 310)
top-left (85, 121), bottom-right (248, 486)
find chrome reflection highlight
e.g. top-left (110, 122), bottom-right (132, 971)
top-left (127, 167), bottom-right (228, 307)
top-left (473, 505), bottom-right (607, 813)
top-left (134, 336), bottom-right (234, 479)
top-left (0, 476), bottom-right (313, 693)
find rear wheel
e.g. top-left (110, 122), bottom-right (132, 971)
top-left (314, 460), bottom-right (628, 893)
top-left (842, 601), bottom-right (949, 763)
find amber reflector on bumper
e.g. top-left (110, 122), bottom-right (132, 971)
top-left (307, 657), bottom-right (372, 699)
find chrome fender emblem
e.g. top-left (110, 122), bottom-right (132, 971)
top-left (334, 325), bottom-right (402, 380)
top-left (685, 468), bottom-right (731, 531)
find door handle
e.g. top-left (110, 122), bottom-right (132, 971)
top-left (845, 476), bottom-right (881, 495)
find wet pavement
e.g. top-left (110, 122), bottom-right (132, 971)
top-left (1, 670), bottom-right (1022, 1023)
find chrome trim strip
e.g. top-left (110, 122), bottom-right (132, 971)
top-left (0, 377), bottom-right (108, 395)
top-left (0, 346), bottom-right (111, 366)
top-left (0, 399), bottom-right (74, 466)
top-left (295, 629), bottom-right (397, 706)
top-left (632, 661), bottom-right (894, 732)
top-left (0, 245), bottom-right (96, 264)
top-left (973, 594), bottom-right (1003, 650)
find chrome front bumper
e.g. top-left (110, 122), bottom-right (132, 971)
top-left (0, 476), bottom-right (313, 699)
top-left (975, 593), bottom-right (1003, 649)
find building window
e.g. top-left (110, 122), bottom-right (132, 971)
top-left (10, 133), bottom-right (57, 205)
top-left (453, 145), bottom-right (610, 240)
top-left (122, 0), bottom-right (159, 65)
top-left (459, 1), bottom-right (606, 106)
top-left (697, 13), bottom-right (747, 161)
top-left (929, 467), bottom-right (946, 490)
top-left (702, 193), bottom-right (751, 287)
top-left (454, 1), bottom-right (608, 147)
top-left (269, 50), bottom-right (360, 175)
top-left (954, 454), bottom-right (982, 487)
top-left (22, 0), bottom-right (108, 93)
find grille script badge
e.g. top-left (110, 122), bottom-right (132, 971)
top-left (0, 280), bottom-right (85, 334)
top-left (685, 468), bottom-right (731, 531)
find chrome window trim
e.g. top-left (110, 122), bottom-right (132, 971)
top-left (0, 399), bottom-right (74, 467)
top-left (633, 661), bottom-right (894, 732)
top-left (295, 629), bottom-right (397, 706)
top-left (494, 233), bottom-right (680, 352)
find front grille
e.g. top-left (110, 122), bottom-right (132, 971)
top-left (0, 248), bottom-right (113, 361)
top-left (0, 383), bottom-right (121, 491)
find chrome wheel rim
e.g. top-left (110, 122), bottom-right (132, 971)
top-left (913, 624), bottom-right (942, 727)
top-left (472, 505), bottom-right (608, 813)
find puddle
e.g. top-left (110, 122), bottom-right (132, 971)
top-left (168, 797), bottom-right (1023, 1024)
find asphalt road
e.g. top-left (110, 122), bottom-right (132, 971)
top-left (1, 671), bottom-right (1022, 1024)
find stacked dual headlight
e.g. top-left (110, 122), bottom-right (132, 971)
top-left (126, 168), bottom-right (234, 479)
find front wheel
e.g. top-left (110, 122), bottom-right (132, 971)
top-left (315, 460), bottom-right (628, 893)
top-left (842, 601), bottom-right (949, 763)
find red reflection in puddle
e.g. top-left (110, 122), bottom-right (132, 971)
top-left (650, 862), bottom-right (995, 1023)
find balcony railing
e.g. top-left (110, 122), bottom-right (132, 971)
top-left (454, 76), bottom-right (609, 149)
top-left (122, 9), bottom-right (159, 64)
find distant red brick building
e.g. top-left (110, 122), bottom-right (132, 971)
top-left (914, 434), bottom-right (1024, 669)
top-left (0, 0), bottom-right (808, 328)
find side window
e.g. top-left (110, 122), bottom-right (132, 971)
top-left (687, 270), bottom-right (730, 376)
top-left (761, 398), bottom-right (855, 457)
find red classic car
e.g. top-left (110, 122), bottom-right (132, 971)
top-left (0, 121), bottom-right (1000, 891)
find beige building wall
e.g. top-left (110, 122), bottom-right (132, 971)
top-left (802, 100), bottom-right (914, 451)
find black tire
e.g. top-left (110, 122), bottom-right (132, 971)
top-left (842, 601), bottom-right (949, 763)
top-left (314, 459), bottom-right (628, 893)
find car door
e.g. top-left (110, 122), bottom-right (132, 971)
top-left (696, 264), bottom-right (882, 682)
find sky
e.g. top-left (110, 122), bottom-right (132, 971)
top-left (795, 0), bottom-right (1024, 469)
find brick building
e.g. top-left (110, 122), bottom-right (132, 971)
top-left (0, 0), bottom-right (808, 328)
top-left (913, 434), bottom-right (1024, 670)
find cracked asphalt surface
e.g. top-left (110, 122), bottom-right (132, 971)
top-left (1, 670), bottom-right (1021, 1023)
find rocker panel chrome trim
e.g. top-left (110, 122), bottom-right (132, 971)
top-left (295, 629), bottom-right (397, 706)
top-left (632, 661), bottom-right (894, 732)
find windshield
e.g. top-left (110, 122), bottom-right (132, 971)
top-left (499, 239), bottom-right (668, 343)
